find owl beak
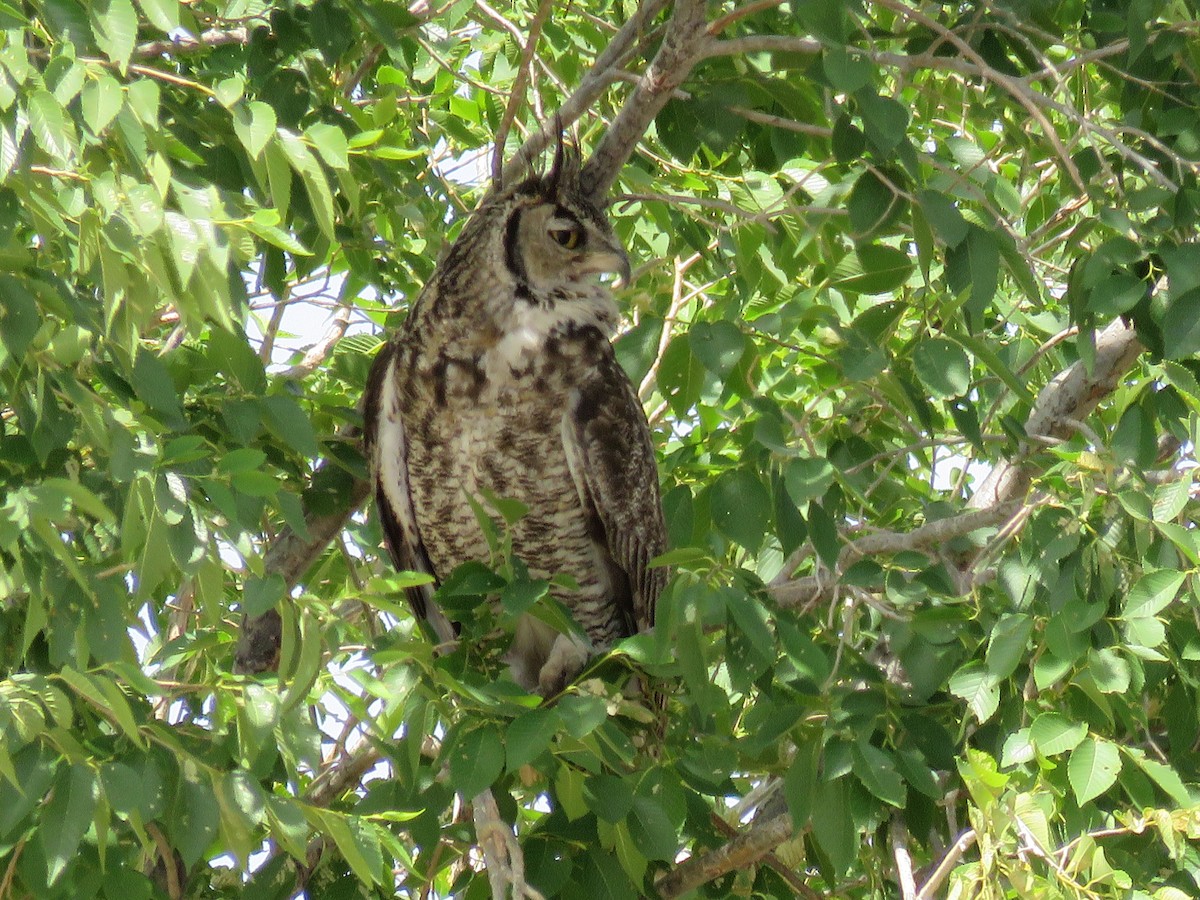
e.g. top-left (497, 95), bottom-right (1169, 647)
top-left (584, 242), bottom-right (633, 288)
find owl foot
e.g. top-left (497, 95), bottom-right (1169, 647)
top-left (537, 632), bottom-right (591, 697)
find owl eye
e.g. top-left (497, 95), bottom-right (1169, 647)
top-left (549, 226), bottom-right (584, 250)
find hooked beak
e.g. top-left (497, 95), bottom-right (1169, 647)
top-left (580, 240), bottom-right (633, 288)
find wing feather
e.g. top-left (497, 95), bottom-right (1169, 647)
top-left (564, 350), bottom-right (667, 634)
top-left (364, 341), bottom-right (456, 644)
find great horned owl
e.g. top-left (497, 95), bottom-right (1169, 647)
top-left (363, 144), bottom-right (667, 695)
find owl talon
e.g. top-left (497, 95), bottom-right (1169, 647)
top-left (537, 633), bottom-right (591, 697)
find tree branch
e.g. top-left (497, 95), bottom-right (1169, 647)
top-left (915, 829), bottom-right (976, 900)
top-left (580, 0), bottom-right (713, 198)
top-left (491, 0), bottom-right (555, 186)
top-left (501, 0), bottom-right (672, 183)
top-left (656, 812), bottom-right (794, 899)
top-left (234, 463), bottom-right (371, 675)
top-left (770, 502), bottom-right (1021, 609)
top-left (968, 317), bottom-right (1144, 510)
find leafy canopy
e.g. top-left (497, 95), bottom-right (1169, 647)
top-left (2, 0), bottom-right (1200, 898)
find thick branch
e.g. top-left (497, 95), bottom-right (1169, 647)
top-left (501, 0), bottom-right (671, 184)
top-left (234, 464), bottom-right (371, 675)
top-left (968, 317), bottom-right (1143, 510)
top-left (770, 502), bottom-right (1020, 609)
top-left (656, 812), bottom-right (794, 899)
top-left (135, 28), bottom-right (249, 60)
top-left (580, 0), bottom-right (712, 198)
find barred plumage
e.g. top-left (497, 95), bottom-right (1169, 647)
top-left (363, 147), bottom-right (666, 695)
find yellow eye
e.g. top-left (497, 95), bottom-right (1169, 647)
top-left (550, 227), bottom-right (583, 249)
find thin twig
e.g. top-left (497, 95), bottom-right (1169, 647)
top-left (916, 829), bottom-right (976, 899)
top-left (492, 0), bottom-right (555, 186)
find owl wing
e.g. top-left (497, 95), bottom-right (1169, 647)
top-left (363, 340), bottom-right (457, 644)
top-left (563, 349), bottom-right (667, 635)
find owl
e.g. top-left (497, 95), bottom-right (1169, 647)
top-left (363, 144), bottom-right (667, 695)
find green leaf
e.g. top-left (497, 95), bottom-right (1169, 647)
top-left (131, 349), bottom-right (184, 425)
top-left (1123, 570), bottom-right (1185, 619)
top-left (832, 244), bottom-right (913, 294)
top-left (1111, 401), bottom-right (1156, 467)
top-left (627, 795), bottom-right (679, 862)
top-left (810, 778), bottom-right (855, 874)
top-left (506, 707), bottom-right (560, 770)
top-left (984, 613), bottom-right (1034, 680)
top-left (558, 693), bottom-right (608, 739)
top-left (243, 573), bottom-right (286, 617)
top-left (1125, 748), bottom-right (1192, 806)
top-left (806, 501), bottom-right (841, 570)
top-left (709, 469), bottom-right (771, 549)
top-left (912, 338), bottom-right (971, 399)
top-left (233, 101), bottom-right (277, 159)
top-left (687, 321), bottom-right (746, 377)
top-left (0, 275), bottom-right (41, 358)
top-left (1068, 737), bottom-right (1121, 805)
top-left (946, 226), bottom-right (999, 324)
top-left (584, 774), bottom-right (632, 823)
top-left (279, 129), bottom-right (335, 240)
top-left (175, 771), bottom-right (221, 867)
top-left (851, 742), bottom-right (906, 807)
top-left (90, 0), bottom-right (137, 68)
top-left (724, 586), bottom-right (774, 659)
top-left (447, 726), bottom-right (504, 798)
top-left (27, 89), bottom-right (74, 161)
top-left (305, 122), bottom-right (350, 170)
top-left (948, 661), bottom-right (999, 723)
top-left (1162, 288), bottom-right (1200, 360)
top-left (784, 457), bottom-right (835, 505)
top-left (657, 335), bottom-right (705, 417)
top-left (267, 796), bottom-right (309, 861)
top-left (858, 92), bottom-right (909, 152)
top-left (1031, 713), bottom-right (1087, 756)
top-left (41, 764), bottom-right (97, 885)
top-left (135, 0), bottom-right (179, 32)
top-left (848, 170), bottom-right (904, 237)
top-left (80, 73), bottom-right (123, 135)
top-left (824, 46), bottom-right (872, 93)
top-left (1088, 272), bottom-right (1145, 316)
top-left (917, 189), bottom-right (968, 247)
top-left (315, 810), bottom-right (380, 886)
top-left (259, 394), bottom-right (319, 459)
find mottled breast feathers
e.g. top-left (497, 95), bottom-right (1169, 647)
top-left (363, 153), bottom-right (666, 695)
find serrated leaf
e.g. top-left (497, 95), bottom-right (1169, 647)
top-left (233, 101), bottom-right (276, 159)
top-left (985, 613), bottom-right (1034, 680)
top-left (80, 73), bottom-right (123, 135)
top-left (1068, 737), bottom-right (1121, 805)
top-left (1125, 748), bottom-right (1192, 806)
top-left (135, 0), bottom-right (179, 32)
top-left (305, 122), bottom-right (349, 170)
top-left (279, 129), bottom-right (335, 240)
top-left (27, 89), bottom-right (74, 161)
top-left (709, 469), bottom-right (771, 550)
top-left (852, 742), bottom-right (906, 807)
top-left (1164, 288), bottom-right (1200, 360)
top-left (913, 338), bottom-right (971, 399)
top-left (949, 661), bottom-right (999, 723)
top-left (448, 726), bottom-right (503, 799)
top-left (175, 771), bottom-right (220, 867)
top-left (91, 0), bottom-right (137, 69)
top-left (41, 764), bottom-right (96, 884)
top-left (1123, 570), bottom-right (1185, 619)
top-left (505, 707), bottom-right (559, 770)
top-left (1030, 712), bottom-right (1087, 756)
top-left (688, 320), bottom-right (746, 377)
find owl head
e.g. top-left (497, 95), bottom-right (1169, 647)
top-left (496, 139), bottom-right (632, 294)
